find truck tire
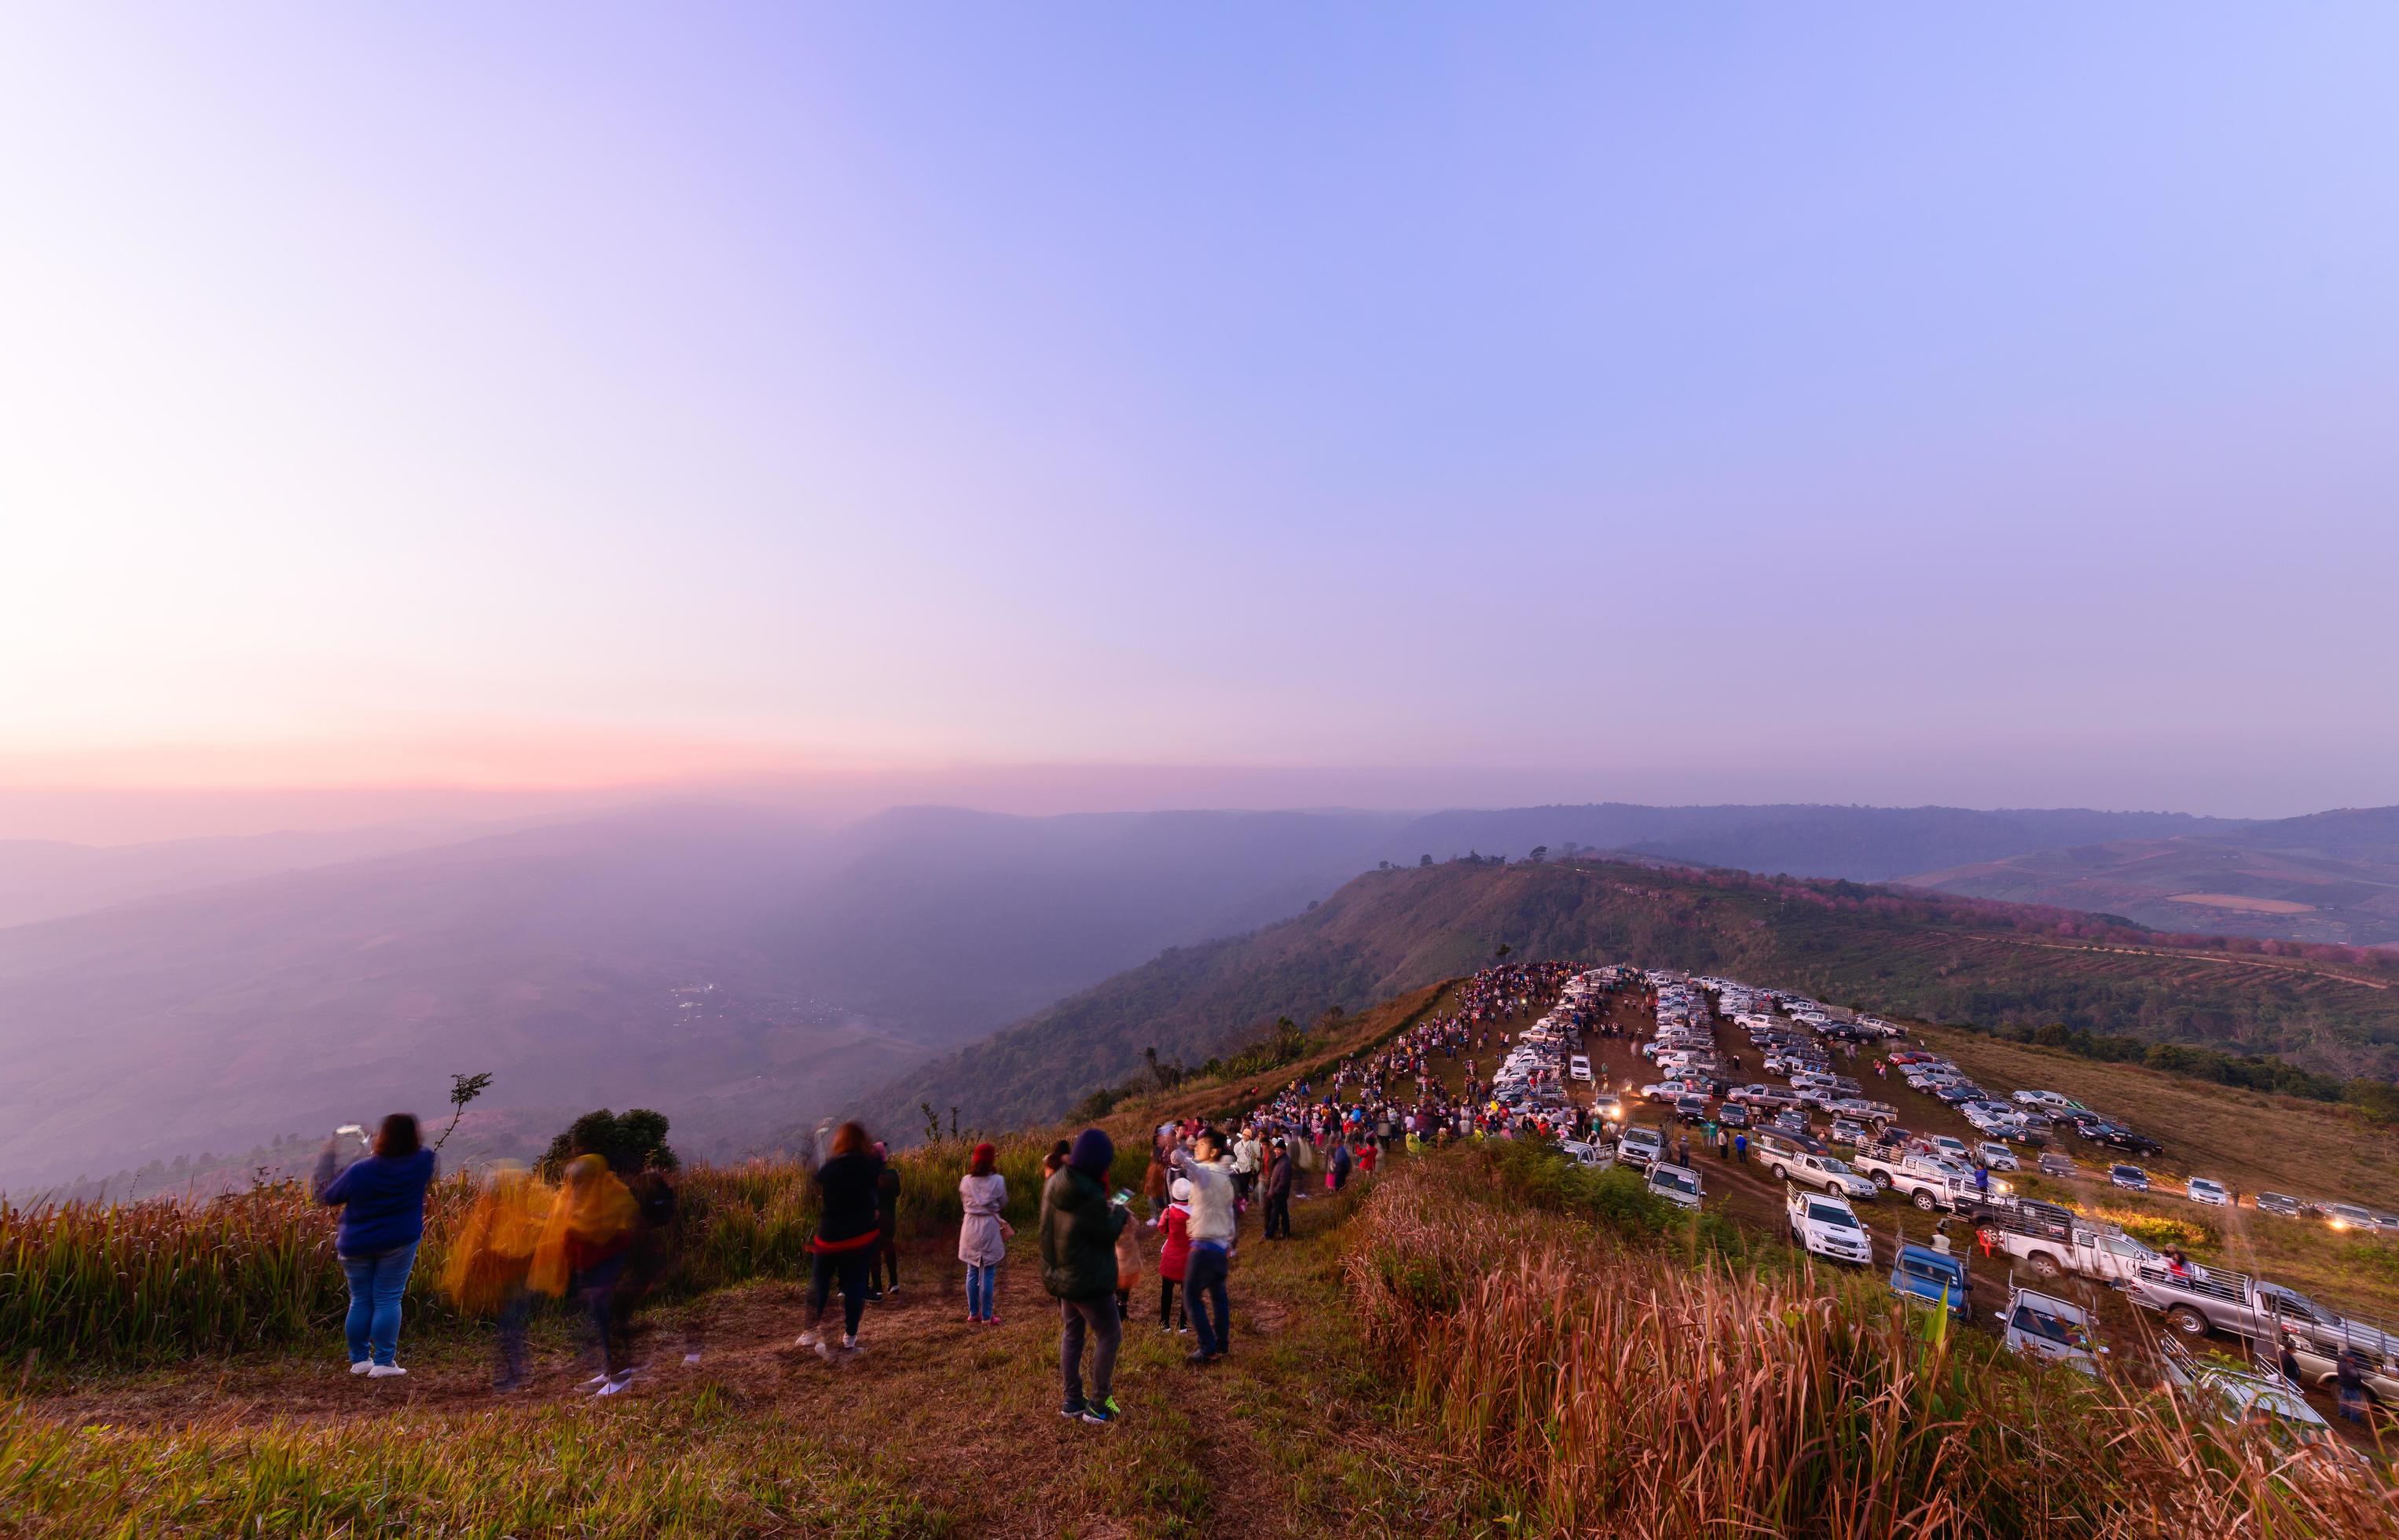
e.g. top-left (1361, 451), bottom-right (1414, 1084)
top-left (2027, 1252), bottom-right (2063, 1280)
top-left (1913, 1188), bottom-right (1936, 1211)
top-left (1772, 1164), bottom-right (1790, 1182)
top-left (1873, 1172), bottom-right (1893, 1191)
top-left (2168, 1306), bottom-right (2210, 1337)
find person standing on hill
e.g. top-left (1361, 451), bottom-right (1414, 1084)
top-left (797, 1121), bottom-right (882, 1360)
top-left (1262, 1139), bottom-right (1294, 1240)
top-left (1230, 1129), bottom-right (1261, 1208)
top-left (869, 1142), bottom-right (902, 1299)
top-left (1044, 1128), bottom-right (1128, 1425)
top-left (1157, 1177), bottom-right (1193, 1333)
top-left (1330, 1138), bottom-right (1353, 1192)
top-left (530, 1144), bottom-right (640, 1392)
top-left (958, 1142), bottom-right (1011, 1326)
top-left (314, 1113), bottom-right (438, 1379)
top-left (1169, 1128), bottom-right (1236, 1365)
top-left (1143, 1139), bottom-right (1174, 1226)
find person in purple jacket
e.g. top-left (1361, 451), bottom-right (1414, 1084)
top-left (313, 1113), bottom-right (438, 1378)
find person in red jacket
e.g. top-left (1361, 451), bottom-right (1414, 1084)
top-left (1156, 1178), bottom-right (1192, 1333)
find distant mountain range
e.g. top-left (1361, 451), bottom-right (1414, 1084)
top-left (9, 795), bottom-right (2393, 1194)
top-left (1904, 806), bottom-right (2399, 947)
top-left (861, 856), bottom-right (2399, 1139)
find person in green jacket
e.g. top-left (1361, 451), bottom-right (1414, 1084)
top-left (1042, 1127), bottom-right (1128, 1425)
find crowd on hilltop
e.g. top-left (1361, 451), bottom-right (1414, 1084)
top-left (302, 961), bottom-right (1593, 1425)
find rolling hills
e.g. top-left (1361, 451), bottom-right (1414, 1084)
top-left (1906, 805), bottom-right (2399, 946)
top-left (863, 856), bottom-right (2399, 1137)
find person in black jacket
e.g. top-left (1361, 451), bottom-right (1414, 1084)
top-left (1261, 1138), bottom-right (1294, 1240)
top-left (1042, 1127), bottom-right (1128, 1425)
top-left (798, 1122), bottom-right (882, 1359)
top-left (868, 1141), bottom-right (901, 1299)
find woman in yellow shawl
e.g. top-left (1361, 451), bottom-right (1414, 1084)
top-left (530, 1150), bottom-right (640, 1392)
top-left (440, 1166), bottom-right (552, 1391)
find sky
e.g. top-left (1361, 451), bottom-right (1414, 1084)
top-left (2, 5), bottom-right (2395, 840)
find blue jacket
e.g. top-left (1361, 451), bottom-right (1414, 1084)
top-left (314, 1147), bottom-right (438, 1256)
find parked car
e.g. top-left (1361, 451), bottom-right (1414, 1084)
top-left (1976, 1142), bottom-right (2019, 1172)
top-left (1715, 1102), bottom-right (1751, 1129)
top-left (2254, 1191), bottom-right (2302, 1219)
top-left (2038, 1152), bottom-right (2078, 1178)
top-left (2186, 1177), bottom-right (2229, 1207)
top-left (2324, 1202), bottom-right (2379, 1231)
top-left (1925, 1135), bottom-right (1974, 1164)
top-left (1787, 1186), bottom-right (1873, 1265)
top-left (1889, 1244), bottom-right (1971, 1320)
top-left (1829, 1117), bottom-right (1872, 1146)
top-left (2094, 1126), bottom-right (2165, 1157)
top-left (1617, 1125), bottom-right (1665, 1172)
top-left (2110, 1164), bottom-right (2150, 1192)
top-left (1568, 1054), bottom-right (1593, 1083)
top-left (1671, 1094), bottom-right (1711, 1124)
top-left (1646, 1162), bottom-right (1704, 1210)
top-left (2001, 1286), bottom-right (2101, 1376)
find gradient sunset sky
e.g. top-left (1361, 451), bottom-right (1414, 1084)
top-left (3, 6), bottom-right (2394, 836)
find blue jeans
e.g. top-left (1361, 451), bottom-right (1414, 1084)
top-left (1185, 1242), bottom-right (1231, 1358)
top-left (965, 1262), bottom-right (998, 1320)
top-left (339, 1241), bottom-right (419, 1367)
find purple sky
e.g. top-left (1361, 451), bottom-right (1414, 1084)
top-left (2, 6), bottom-right (2394, 837)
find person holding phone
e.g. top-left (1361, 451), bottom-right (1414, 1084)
top-left (313, 1113), bottom-right (438, 1378)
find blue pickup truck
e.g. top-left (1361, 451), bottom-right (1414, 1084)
top-left (1890, 1244), bottom-right (1971, 1321)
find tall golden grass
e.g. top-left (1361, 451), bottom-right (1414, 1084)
top-left (1, 1135), bottom-right (1061, 1366)
top-left (1348, 1149), bottom-right (2399, 1538)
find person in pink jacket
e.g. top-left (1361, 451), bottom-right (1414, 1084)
top-left (1155, 1178), bottom-right (1192, 1333)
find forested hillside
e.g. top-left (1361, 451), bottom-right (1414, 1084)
top-left (864, 856), bottom-right (2399, 1136)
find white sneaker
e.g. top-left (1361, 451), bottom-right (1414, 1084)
top-left (596, 1371), bottom-right (636, 1397)
top-left (798, 1329), bottom-right (822, 1348)
top-left (842, 1336), bottom-right (861, 1354)
top-left (348, 1361), bottom-right (372, 1375)
top-left (367, 1364), bottom-right (407, 1379)
top-left (682, 1352), bottom-right (703, 1366)
top-left (814, 1337), bottom-right (836, 1361)
top-left (582, 1373), bottom-right (612, 1388)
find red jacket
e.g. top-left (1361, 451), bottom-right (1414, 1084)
top-left (1158, 1204), bottom-right (1192, 1282)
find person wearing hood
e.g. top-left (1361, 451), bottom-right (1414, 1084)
top-left (1041, 1128), bottom-right (1128, 1425)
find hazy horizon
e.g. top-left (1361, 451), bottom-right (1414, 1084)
top-left (0, 768), bottom-right (2366, 850)
top-left (6, 8), bottom-right (2395, 842)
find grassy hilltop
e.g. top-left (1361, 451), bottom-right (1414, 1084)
top-left (9, 976), bottom-right (2399, 1538)
top-left (867, 857), bottom-right (2399, 1137)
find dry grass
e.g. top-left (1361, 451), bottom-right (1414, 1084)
top-left (1348, 1146), bottom-right (2399, 1538)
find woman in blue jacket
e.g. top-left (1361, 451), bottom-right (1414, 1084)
top-left (314, 1113), bottom-right (438, 1377)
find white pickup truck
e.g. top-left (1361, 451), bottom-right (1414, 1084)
top-left (1764, 1148), bottom-right (1878, 1201)
top-left (1975, 1200), bottom-right (2161, 1285)
top-left (1787, 1185), bottom-right (1873, 1265)
top-left (2126, 1263), bottom-right (2399, 1382)
top-left (1851, 1150), bottom-right (1988, 1212)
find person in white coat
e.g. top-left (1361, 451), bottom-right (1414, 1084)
top-left (958, 1142), bottom-right (1012, 1325)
